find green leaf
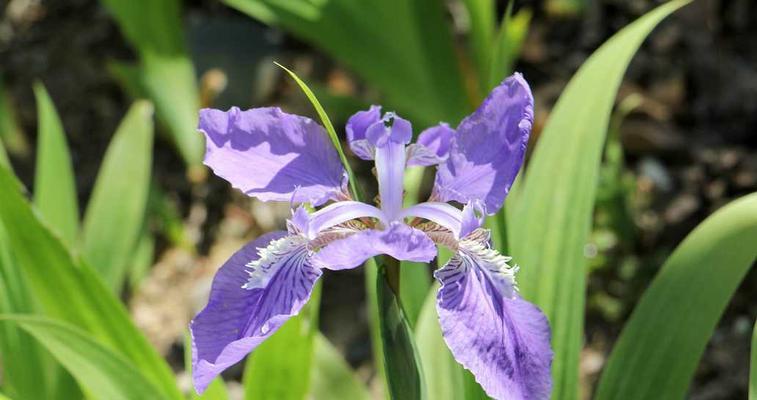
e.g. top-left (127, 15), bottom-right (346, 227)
top-left (243, 284), bottom-right (321, 400)
top-left (32, 82), bottom-right (79, 246)
top-left (377, 263), bottom-right (425, 400)
top-left (226, 0), bottom-right (468, 126)
top-left (595, 193), bottom-right (757, 400)
top-left (751, 320), bottom-right (757, 400)
top-left (0, 315), bottom-right (168, 400)
top-left (462, 0), bottom-right (495, 96)
top-left (508, 2), bottom-right (691, 399)
top-left (310, 333), bottom-right (371, 400)
top-left (400, 166), bottom-right (432, 326)
top-left (0, 75), bottom-right (29, 157)
top-left (0, 165), bottom-right (183, 400)
top-left (81, 101), bottom-right (154, 291)
top-left (488, 5), bottom-right (531, 90)
top-left (127, 225), bottom-right (155, 290)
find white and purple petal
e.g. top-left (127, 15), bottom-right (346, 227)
top-left (190, 232), bottom-right (321, 393)
top-left (345, 105), bottom-right (381, 160)
top-left (200, 107), bottom-right (348, 206)
top-left (407, 123), bottom-right (454, 167)
top-left (435, 238), bottom-right (552, 400)
top-left (433, 73), bottom-right (533, 214)
top-left (313, 222), bottom-right (436, 270)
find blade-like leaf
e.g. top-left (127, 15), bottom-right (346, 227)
top-left (0, 165), bottom-right (182, 400)
top-left (243, 284), bottom-right (321, 400)
top-left (509, 2), bottom-right (691, 399)
top-left (0, 315), bottom-right (168, 400)
top-left (377, 263), bottom-right (425, 400)
top-left (488, 6), bottom-right (531, 90)
top-left (32, 82), bottom-right (79, 246)
top-left (81, 101), bottom-right (154, 291)
top-left (462, 0), bottom-right (495, 96)
top-left (0, 75), bottom-right (28, 157)
top-left (400, 166), bottom-right (432, 326)
top-left (310, 333), bottom-right (371, 400)
top-left (595, 193), bottom-right (757, 399)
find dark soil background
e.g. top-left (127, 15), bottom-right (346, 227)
top-left (1, 0), bottom-right (755, 398)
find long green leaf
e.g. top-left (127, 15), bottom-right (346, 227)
top-left (0, 165), bottom-right (182, 400)
top-left (0, 315), bottom-right (168, 400)
top-left (462, 0), bottom-right (495, 96)
top-left (310, 333), bottom-right (371, 400)
top-left (81, 101), bottom-right (154, 291)
top-left (400, 166), bottom-right (432, 326)
top-left (32, 82), bottom-right (79, 246)
top-left (509, 2), bottom-right (690, 399)
top-left (0, 75), bottom-right (28, 157)
top-left (595, 192), bottom-right (757, 399)
top-left (243, 284), bottom-right (321, 400)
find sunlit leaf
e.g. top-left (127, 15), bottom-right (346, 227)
top-left (310, 333), bottom-right (371, 400)
top-left (488, 5), bottom-right (531, 90)
top-left (32, 83), bottom-right (79, 247)
top-left (81, 101), bottom-right (154, 291)
top-left (0, 315), bottom-right (168, 400)
top-left (509, 2), bottom-right (691, 399)
top-left (595, 193), bottom-right (757, 400)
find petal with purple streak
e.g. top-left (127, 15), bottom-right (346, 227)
top-left (313, 222), bottom-right (436, 270)
top-left (433, 73), bottom-right (533, 214)
top-left (345, 105), bottom-right (381, 160)
top-left (190, 232), bottom-right (321, 393)
top-left (434, 238), bottom-right (552, 400)
top-left (407, 123), bottom-right (454, 167)
top-left (199, 107), bottom-right (347, 206)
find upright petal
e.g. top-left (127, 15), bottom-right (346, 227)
top-left (345, 105), bottom-right (381, 160)
top-left (435, 238), bottom-right (552, 400)
top-left (313, 222), bottom-right (436, 270)
top-left (190, 232), bottom-right (322, 393)
top-left (200, 107), bottom-right (348, 206)
top-left (407, 123), bottom-right (454, 167)
top-left (433, 73), bottom-right (533, 214)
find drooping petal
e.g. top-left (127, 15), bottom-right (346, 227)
top-left (346, 105), bottom-right (381, 160)
top-left (190, 232), bottom-right (321, 393)
top-left (400, 202), bottom-right (462, 237)
top-left (200, 107), bottom-right (348, 206)
top-left (435, 238), bottom-right (552, 400)
top-left (433, 73), bottom-right (533, 214)
top-left (407, 123), bottom-right (454, 166)
top-left (313, 222), bottom-right (436, 270)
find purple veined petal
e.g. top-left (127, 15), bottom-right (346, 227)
top-left (407, 123), bottom-right (455, 167)
top-left (346, 105), bottom-right (381, 160)
top-left (433, 73), bottom-right (533, 214)
top-left (190, 232), bottom-right (322, 393)
top-left (365, 112), bottom-right (413, 147)
top-left (308, 201), bottom-right (387, 239)
top-left (313, 222), bottom-right (436, 270)
top-left (200, 107), bottom-right (348, 206)
top-left (368, 112), bottom-right (413, 220)
top-left (434, 239), bottom-right (552, 400)
top-left (399, 202), bottom-right (463, 237)
top-left (460, 200), bottom-right (486, 238)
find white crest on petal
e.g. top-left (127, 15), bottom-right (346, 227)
top-left (456, 233), bottom-right (518, 298)
top-left (243, 235), bottom-right (309, 290)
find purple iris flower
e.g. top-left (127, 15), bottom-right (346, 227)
top-left (190, 73), bottom-right (553, 400)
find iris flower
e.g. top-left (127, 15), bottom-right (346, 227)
top-left (190, 73), bottom-right (553, 400)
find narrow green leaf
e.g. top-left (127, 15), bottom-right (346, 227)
top-left (127, 226), bottom-right (155, 290)
top-left (377, 263), bottom-right (425, 400)
top-left (463, 0), bottom-right (495, 96)
top-left (400, 166), bottom-right (432, 326)
top-left (751, 320), bottom-right (757, 400)
top-left (243, 284), bottom-right (321, 400)
top-left (0, 165), bottom-right (183, 400)
top-left (0, 75), bottom-right (28, 157)
top-left (595, 193), bottom-right (757, 399)
top-left (0, 315), bottom-right (168, 400)
top-left (0, 135), bottom-right (9, 169)
top-left (81, 101), bottom-right (154, 291)
top-left (509, 2), bottom-right (690, 399)
top-left (32, 82), bottom-right (79, 246)
top-left (310, 333), bottom-right (371, 400)
top-left (488, 6), bottom-right (531, 90)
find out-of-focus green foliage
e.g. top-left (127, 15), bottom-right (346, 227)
top-left (310, 334), bottom-right (371, 400)
top-left (99, 0), bottom-right (203, 168)
top-left (0, 315), bottom-right (169, 399)
top-left (596, 192), bottom-right (757, 400)
top-left (751, 321), bottom-right (757, 400)
top-left (32, 83), bottom-right (79, 247)
top-left (509, 2), bottom-right (690, 399)
top-left (81, 101), bottom-right (154, 291)
top-left (0, 75), bottom-right (28, 158)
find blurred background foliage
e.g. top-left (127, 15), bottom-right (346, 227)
top-left (0, 0), bottom-right (756, 399)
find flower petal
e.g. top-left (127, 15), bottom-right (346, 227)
top-left (407, 123), bottom-right (454, 167)
top-left (435, 238), bottom-right (552, 400)
top-left (190, 232), bottom-right (321, 393)
top-left (433, 73), bottom-right (533, 214)
top-left (345, 105), bottom-right (381, 160)
top-left (200, 107), bottom-right (348, 206)
top-left (313, 222), bottom-right (436, 270)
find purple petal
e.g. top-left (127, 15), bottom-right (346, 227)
top-left (346, 105), bottom-right (381, 160)
top-left (190, 232), bottom-right (321, 393)
top-left (308, 201), bottom-right (386, 238)
top-left (365, 112), bottom-right (412, 146)
top-left (313, 222), bottom-right (436, 270)
top-left (460, 200), bottom-right (485, 238)
top-left (399, 202), bottom-right (462, 237)
top-left (435, 240), bottom-right (552, 400)
top-left (433, 73), bottom-right (533, 214)
top-left (200, 107), bottom-right (348, 206)
top-left (407, 123), bottom-right (454, 167)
